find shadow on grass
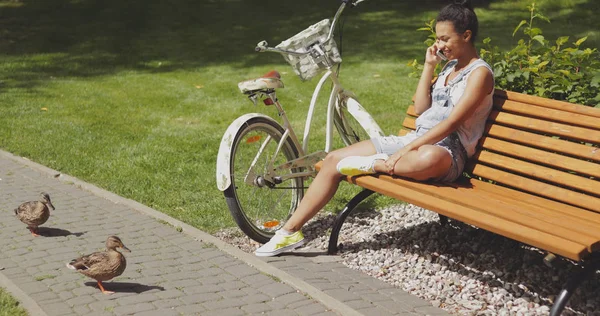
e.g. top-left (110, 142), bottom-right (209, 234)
top-left (1, 0), bottom-right (596, 90)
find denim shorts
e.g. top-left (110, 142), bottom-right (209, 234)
top-left (371, 131), bottom-right (467, 182)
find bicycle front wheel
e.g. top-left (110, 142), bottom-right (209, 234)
top-left (334, 96), bottom-right (380, 146)
top-left (224, 117), bottom-right (304, 244)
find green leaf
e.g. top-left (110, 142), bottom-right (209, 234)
top-left (529, 28), bottom-right (543, 37)
top-left (534, 13), bottom-right (551, 24)
top-left (532, 35), bottom-right (545, 46)
top-left (417, 27), bottom-right (431, 31)
top-left (538, 60), bottom-right (549, 68)
top-left (556, 36), bottom-right (569, 46)
top-left (513, 20), bottom-right (527, 37)
top-left (483, 37), bottom-right (491, 45)
top-left (574, 36), bottom-right (588, 47)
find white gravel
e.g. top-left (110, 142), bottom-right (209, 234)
top-left (215, 203), bottom-right (600, 316)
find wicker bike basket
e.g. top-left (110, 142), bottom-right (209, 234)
top-left (275, 19), bottom-right (342, 81)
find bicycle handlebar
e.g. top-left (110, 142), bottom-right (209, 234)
top-left (254, 0), bottom-right (367, 56)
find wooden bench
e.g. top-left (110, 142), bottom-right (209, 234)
top-left (316, 89), bottom-right (600, 316)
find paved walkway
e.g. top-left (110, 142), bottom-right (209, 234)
top-left (0, 150), bottom-right (450, 316)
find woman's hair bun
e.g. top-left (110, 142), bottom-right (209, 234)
top-left (454, 0), bottom-right (474, 11)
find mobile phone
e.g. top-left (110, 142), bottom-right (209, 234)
top-left (436, 49), bottom-right (447, 61)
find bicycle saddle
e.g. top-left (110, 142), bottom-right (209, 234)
top-left (238, 70), bottom-right (284, 94)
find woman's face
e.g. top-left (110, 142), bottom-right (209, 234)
top-left (435, 21), bottom-right (470, 61)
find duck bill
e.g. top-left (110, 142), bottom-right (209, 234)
top-left (48, 201), bottom-right (55, 210)
top-left (121, 246), bottom-right (131, 252)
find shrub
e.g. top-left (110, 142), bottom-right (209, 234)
top-left (410, 1), bottom-right (600, 107)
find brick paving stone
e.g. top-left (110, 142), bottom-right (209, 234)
top-left (323, 288), bottom-right (362, 302)
top-left (182, 284), bottom-right (223, 295)
top-left (295, 302), bottom-right (332, 315)
top-left (357, 306), bottom-right (396, 316)
top-left (73, 305), bottom-right (92, 315)
top-left (203, 298), bottom-right (248, 310)
top-left (258, 282), bottom-right (297, 297)
top-left (152, 298), bottom-right (182, 309)
top-left (287, 299), bottom-right (316, 309)
top-left (113, 302), bottom-right (156, 316)
top-left (133, 309), bottom-right (180, 316)
top-left (43, 302), bottom-right (74, 316)
top-left (241, 293), bottom-right (271, 304)
top-left (179, 293), bottom-right (222, 305)
top-left (200, 307), bottom-right (246, 316)
top-left (65, 294), bottom-right (97, 307)
top-left (174, 303), bottom-right (207, 315)
top-left (344, 299), bottom-right (375, 309)
top-left (88, 300), bottom-right (119, 312)
top-left (241, 302), bottom-right (274, 314)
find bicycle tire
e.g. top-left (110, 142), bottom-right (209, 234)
top-left (223, 117), bottom-right (304, 244)
top-left (334, 96), bottom-right (375, 146)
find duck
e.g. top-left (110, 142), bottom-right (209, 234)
top-left (66, 236), bottom-right (131, 294)
top-left (14, 192), bottom-right (55, 236)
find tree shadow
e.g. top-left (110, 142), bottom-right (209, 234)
top-left (2, 0), bottom-right (595, 91)
top-left (84, 281), bottom-right (165, 294)
top-left (37, 227), bottom-right (85, 237)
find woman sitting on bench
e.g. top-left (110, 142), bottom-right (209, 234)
top-left (256, 0), bottom-right (495, 257)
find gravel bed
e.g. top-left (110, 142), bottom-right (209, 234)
top-left (215, 203), bottom-right (600, 315)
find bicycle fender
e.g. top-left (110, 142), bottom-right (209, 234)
top-left (216, 113), bottom-right (279, 191)
top-left (345, 97), bottom-right (384, 138)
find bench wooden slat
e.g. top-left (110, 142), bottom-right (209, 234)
top-left (404, 111), bottom-right (600, 163)
top-left (341, 172), bottom-right (590, 261)
top-left (494, 89), bottom-right (600, 118)
top-left (474, 150), bottom-right (600, 196)
top-left (402, 116), bottom-right (416, 130)
top-left (485, 124), bottom-right (600, 163)
top-left (375, 176), bottom-right (600, 252)
top-left (479, 137), bottom-right (600, 178)
top-left (468, 163), bottom-right (600, 213)
top-left (489, 111), bottom-right (600, 144)
top-left (469, 178), bottom-right (600, 225)
top-left (493, 99), bottom-right (600, 130)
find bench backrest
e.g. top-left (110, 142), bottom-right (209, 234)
top-left (401, 89), bottom-right (600, 214)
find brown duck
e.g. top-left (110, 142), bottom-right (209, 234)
top-left (14, 192), bottom-right (55, 236)
top-left (66, 236), bottom-right (131, 294)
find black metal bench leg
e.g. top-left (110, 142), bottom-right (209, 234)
top-left (327, 189), bottom-right (374, 254)
top-left (550, 257), bottom-right (600, 316)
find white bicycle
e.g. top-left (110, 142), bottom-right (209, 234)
top-left (216, 0), bottom-right (383, 243)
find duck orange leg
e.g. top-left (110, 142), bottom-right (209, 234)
top-left (97, 281), bottom-right (114, 294)
top-left (29, 227), bottom-right (40, 237)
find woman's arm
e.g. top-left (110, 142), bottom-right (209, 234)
top-left (384, 66), bottom-right (494, 173)
top-left (414, 45), bottom-right (444, 114)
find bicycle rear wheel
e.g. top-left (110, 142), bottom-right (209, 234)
top-left (224, 117), bottom-right (304, 244)
top-left (334, 96), bottom-right (377, 146)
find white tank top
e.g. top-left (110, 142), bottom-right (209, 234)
top-left (415, 59), bottom-right (494, 157)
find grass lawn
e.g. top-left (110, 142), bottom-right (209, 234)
top-left (0, 287), bottom-right (27, 316)
top-left (0, 0), bottom-right (598, 235)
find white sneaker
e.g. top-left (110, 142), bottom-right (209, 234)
top-left (336, 153), bottom-right (389, 176)
top-left (255, 230), bottom-right (305, 257)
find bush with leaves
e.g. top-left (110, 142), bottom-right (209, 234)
top-left (410, 2), bottom-right (600, 107)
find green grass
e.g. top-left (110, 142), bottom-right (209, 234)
top-left (0, 287), bottom-right (27, 316)
top-left (0, 0), bottom-right (598, 235)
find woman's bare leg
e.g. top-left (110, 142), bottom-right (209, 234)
top-left (282, 140), bottom-right (377, 232)
top-left (374, 145), bottom-right (452, 180)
